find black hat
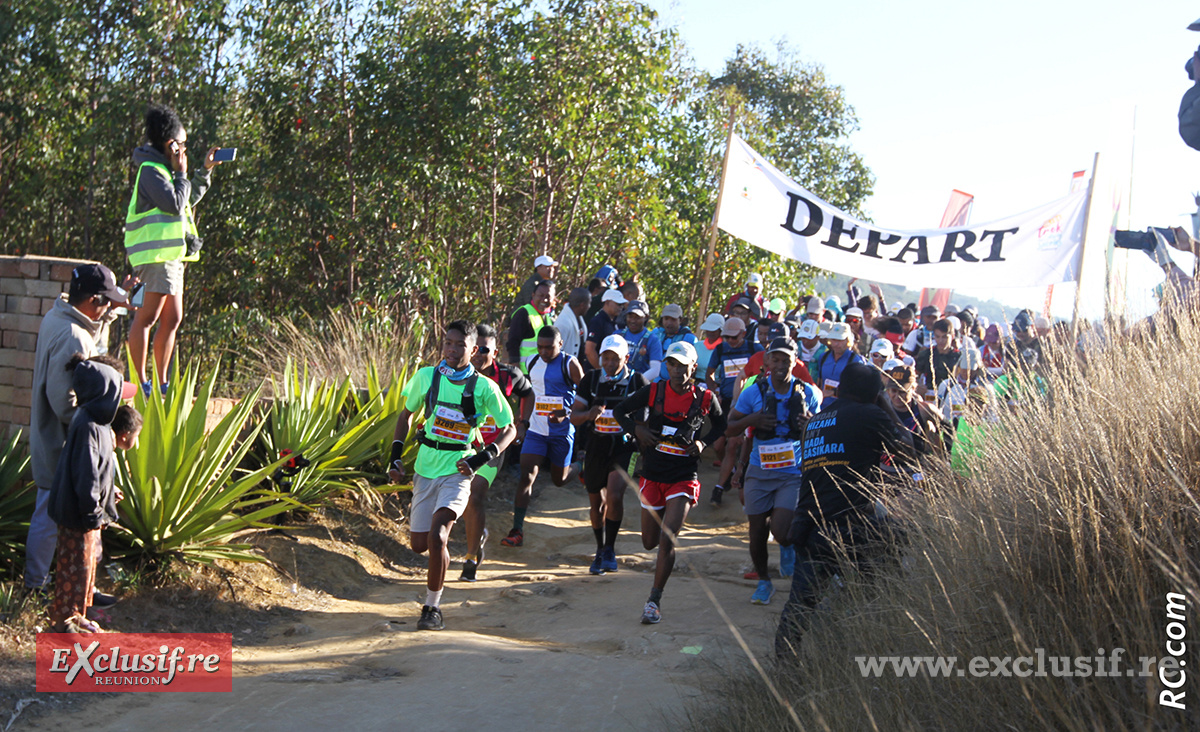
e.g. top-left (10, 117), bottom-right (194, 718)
top-left (70, 264), bottom-right (125, 301)
top-left (766, 336), bottom-right (797, 356)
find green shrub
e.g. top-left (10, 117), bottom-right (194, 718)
top-left (0, 432), bottom-right (33, 579)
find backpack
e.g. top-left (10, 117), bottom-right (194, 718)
top-left (647, 381), bottom-right (712, 447)
top-left (755, 377), bottom-right (812, 441)
top-left (525, 352), bottom-right (574, 385)
top-left (425, 369), bottom-right (480, 427)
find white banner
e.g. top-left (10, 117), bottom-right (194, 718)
top-left (716, 135), bottom-right (1088, 289)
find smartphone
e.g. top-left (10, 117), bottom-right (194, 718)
top-left (130, 283), bottom-right (145, 309)
top-left (212, 148), bottom-right (237, 163)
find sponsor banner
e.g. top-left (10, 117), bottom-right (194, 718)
top-left (717, 135), bottom-right (1088, 289)
top-left (37, 633), bottom-right (233, 692)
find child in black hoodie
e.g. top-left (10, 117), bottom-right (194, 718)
top-left (47, 357), bottom-right (137, 633)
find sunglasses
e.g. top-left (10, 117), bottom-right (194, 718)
top-left (478, 346), bottom-right (492, 355)
top-left (846, 317), bottom-right (862, 324)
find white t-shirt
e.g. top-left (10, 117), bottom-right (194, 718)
top-left (553, 308), bottom-right (586, 362)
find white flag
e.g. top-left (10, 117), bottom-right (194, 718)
top-left (717, 135), bottom-right (1087, 289)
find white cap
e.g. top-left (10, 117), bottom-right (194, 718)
top-left (664, 341), bottom-right (698, 365)
top-left (700, 313), bottom-right (725, 332)
top-left (869, 338), bottom-right (894, 357)
top-left (534, 255), bottom-right (559, 268)
top-left (958, 346), bottom-right (982, 371)
top-left (882, 358), bottom-right (905, 372)
top-left (600, 334), bottom-right (629, 358)
top-left (947, 315), bottom-right (962, 332)
top-left (891, 301), bottom-right (904, 312)
top-left (805, 298), bottom-right (824, 314)
top-left (978, 316), bottom-right (990, 330)
top-left (845, 307), bottom-right (864, 319)
top-left (798, 319), bottom-right (820, 340)
top-left (827, 322), bottom-right (853, 341)
top-left (602, 289), bottom-right (628, 305)
top-left (746, 273), bottom-right (764, 287)
top-left (1034, 315), bottom-right (1051, 329)
top-left (902, 355), bottom-right (915, 367)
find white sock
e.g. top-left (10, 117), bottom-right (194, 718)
top-left (426, 589), bottom-right (442, 608)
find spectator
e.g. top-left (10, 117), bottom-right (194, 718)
top-left (513, 255), bottom-right (559, 317)
top-left (554, 287), bottom-right (591, 362)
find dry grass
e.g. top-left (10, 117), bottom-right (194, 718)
top-left (242, 300), bottom-right (429, 387)
top-left (689, 300), bottom-right (1200, 730)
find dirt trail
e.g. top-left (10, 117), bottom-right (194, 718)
top-left (34, 465), bottom-right (790, 731)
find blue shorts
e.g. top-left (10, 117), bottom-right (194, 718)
top-left (521, 431), bottom-right (575, 468)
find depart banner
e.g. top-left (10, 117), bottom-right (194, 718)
top-left (716, 135), bottom-right (1088, 289)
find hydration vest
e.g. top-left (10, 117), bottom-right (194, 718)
top-left (124, 161), bottom-right (200, 265)
top-left (753, 377), bottom-right (812, 441)
top-left (647, 381), bottom-right (712, 449)
top-left (417, 369), bottom-right (480, 451)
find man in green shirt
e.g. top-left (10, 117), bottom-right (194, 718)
top-left (388, 320), bottom-right (518, 631)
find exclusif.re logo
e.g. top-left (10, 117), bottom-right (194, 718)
top-left (36, 633), bottom-right (233, 692)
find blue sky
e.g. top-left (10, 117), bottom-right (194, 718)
top-left (646, 0), bottom-right (1199, 319)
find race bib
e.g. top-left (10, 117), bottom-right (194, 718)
top-left (758, 443), bottom-right (797, 470)
top-left (595, 408), bottom-right (622, 434)
top-left (534, 397), bottom-right (564, 417)
top-left (924, 391), bottom-right (938, 404)
top-left (661, 426), bottom-right (678, 437)
top-left (723, 358), bottom-right (749, 379)
top-left (823, 378), bottom-right (839, 399)
top-left (480, 414), bottom-right (498, 435)
top-left (656, 442), bottom-right (690, 457)
top-left (950, 397), bottom-right (965, 418)
top-left (430, 405), bottom-right (471, 443)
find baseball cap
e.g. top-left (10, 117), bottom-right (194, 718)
top-left (944, 304), bottom-right (960, 315)
top-left (805, 297), bottom-right (824, 315)
top-left (664, 341), bottom-right (698, 366)
top-left (947, 315), bottom-right (962, 332)
top-left (827, 322), bottom-right (852, 341)
top-left (958, 346), bottom-right (982, 371)
top-left (1034, 315), bottom-right (1051, 329)
top-left (599, 334), bottom-right (629, 358)
top-left (662, 303), bottom-right (684, 319)
top-left (746, 273), bottom-right (764, 287)
top-left (534, 255), bottom-right (559, 268)
top-left (601, 289), bottom-right (628, 305)
top-left (721, 317), bottom-right (746, 336)
top-left (978, 316), bottom-right (990, 330)
top-left (920, 305), bottom-right (940, 317)
top-left (882, 358), bottom-right (905, 372)
top-left (765, 322), bottom-right (787, 341)
top-left (766, 336), bottom-right (797, 356)
top-left (891, 301), bottom-right (904, 312)
top-left (71, 264), bottom-right (126, 302)
top-left (818, 321), bottom-right (833, 338)
top-left (626, 300), bottom-right (649, 317)
top-left (594, 264), bottom-right (620, 286)
top-left (869, 338), bottom-right (894, 356)
top-left (798, 319), bottom-right (820, 340)
top-left (700, 313), bottom-right (725, 332)
top-left (845, 306), bottom-right (864, 320)
top-left (768, 297), bottom-right (785, 314)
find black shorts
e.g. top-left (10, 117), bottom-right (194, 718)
top-left (582, 439), bottom-right (638, 494)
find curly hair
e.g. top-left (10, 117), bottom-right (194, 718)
top-left (144, 104), bottom-right (184, 153)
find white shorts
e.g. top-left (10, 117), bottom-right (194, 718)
top-left (410, 473), bottom-right (472, 533)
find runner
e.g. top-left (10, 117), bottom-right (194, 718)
top-left (903, 305), bottom-right (940, 355)
top-left (724, 272), bottom-right (766, 318)
top-left (741, 322), bottom-right (815, 387)
top-left (570, 335), bottom-right (648, 574)
top-left (501, 325), bottom-right (585, 548)
top-left (704, 317), bottom-right (763, 506)
top-left (727, 337), bottom-right (819, 605)
top-left (695, 313), bottom-right (725, 374)
top-left (813, 322), bottom-right (865, 409)
top-left (388, 321), bottom-right (517, 630)
top-left (584, 289), bottom-right (628, 369)
top-left (459, 324), bottom-right (534, 582)
top-left (506, 278), bottom-right (556, 374)
top-left (915, 318), bottom-right (960, 395)
top-left (614, 342), bottom-right (725, 625)
top-left (621, 300), bottom-right (662, 379)
top-left (648, 304), bottom-right (696, 382)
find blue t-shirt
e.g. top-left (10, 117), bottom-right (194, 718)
top-left (710, 340), bottom-right (763, 401)
top-left (649, 327), bottom-right (696, 381)
top-left (734, 377), bottom-right (820, 476)
top-left (817, 348), bottom-right (865, 409)
top-left (621, 327), bottom-right (662, 375)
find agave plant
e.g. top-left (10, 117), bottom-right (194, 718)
top-left (0, 431), bottom-right (33, 578)
top-left (113, 361), bottom-right (295, 564)
top-left (358, 361), bottom-right (422, 476)
top-left (257, 360), bottom-right (404, 509)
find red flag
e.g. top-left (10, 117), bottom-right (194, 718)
top-left (919, 190), bottom-right (974, 311)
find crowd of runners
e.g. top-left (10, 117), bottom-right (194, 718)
top-left (387, 257), bottom-right (1061, 653)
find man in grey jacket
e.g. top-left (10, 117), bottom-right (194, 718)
top-left (25, 264), bottom-right (131, 592)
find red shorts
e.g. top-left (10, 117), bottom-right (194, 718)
top-left (638, 477), bottom-right (701, 510)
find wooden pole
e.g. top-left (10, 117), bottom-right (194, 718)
top-left (1071, 152), bottom-right (1101, 333)
top-left (698, 105), bottom-right (737, 320)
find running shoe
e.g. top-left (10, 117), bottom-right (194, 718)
top-left (779, 544), bottom-right (796, 578)
top-left (600, 546), bottom-right (618, 573)
top-left (589, 551), bottom-right (606, 575)
top-left (459, 559), bottom-right (479, 582)
top-left (743, 570), bottom-right (761, 580)
top-left (709, 485), bottom-right (724, 506)
top-left (640, 600), bottom-right (662, 625)
top-left (500, 528), bottom-right (523, 547)
top-left (751, 579), bottom-right (776, 605)
top-left (417, 605), bottom-right (444, 631)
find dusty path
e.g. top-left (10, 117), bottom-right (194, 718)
top-left (33, 464), bottom-right (791, 731)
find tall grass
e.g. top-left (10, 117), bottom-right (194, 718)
top-left (694, 303), bottom-right (1200, 730)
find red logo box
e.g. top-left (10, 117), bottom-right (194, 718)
top-left (36, 633), bottom-right (232, 692)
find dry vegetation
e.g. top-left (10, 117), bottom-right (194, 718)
top-left (690, 302), bottom-right (1200, 730)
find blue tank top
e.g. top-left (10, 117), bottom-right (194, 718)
top-left (528, 353), bottom-right (577, 437)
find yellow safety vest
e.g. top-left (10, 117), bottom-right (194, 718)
top-left (517, 304), bottom-right (546, 373)
top-left (124, 161), bottom-right (200, 266)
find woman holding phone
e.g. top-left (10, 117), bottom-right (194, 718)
top-left (124, 104), bottom-right (223, 396)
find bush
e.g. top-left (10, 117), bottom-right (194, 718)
top-left (695, 305), bottom-right (1200, 729)
top-left (0, 432), bottom-right (33, 579)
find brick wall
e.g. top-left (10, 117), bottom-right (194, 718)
top-left (0, 255), bottom-right (98, 437)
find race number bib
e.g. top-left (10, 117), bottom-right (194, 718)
top-left (430, 405), bottom-right (471, 443)
top-left (723, 357), bottom-right (749, 379)
top-left (758, 443), bottom-right (797, 470)
top-left (595, 408), bottom-right (622, 434)
top-left (480, 414), bottom-right (498, 435)
top-left (655, 425), bottom-right (688, 456)
top-left (534, 397), bottom-right (564, 417)
top-left (924, 390), bottom-right (938, 404)
top-left (823, 378), bottom-right (839, 400)
top-left (950, 396), bottom-right (965, 418)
